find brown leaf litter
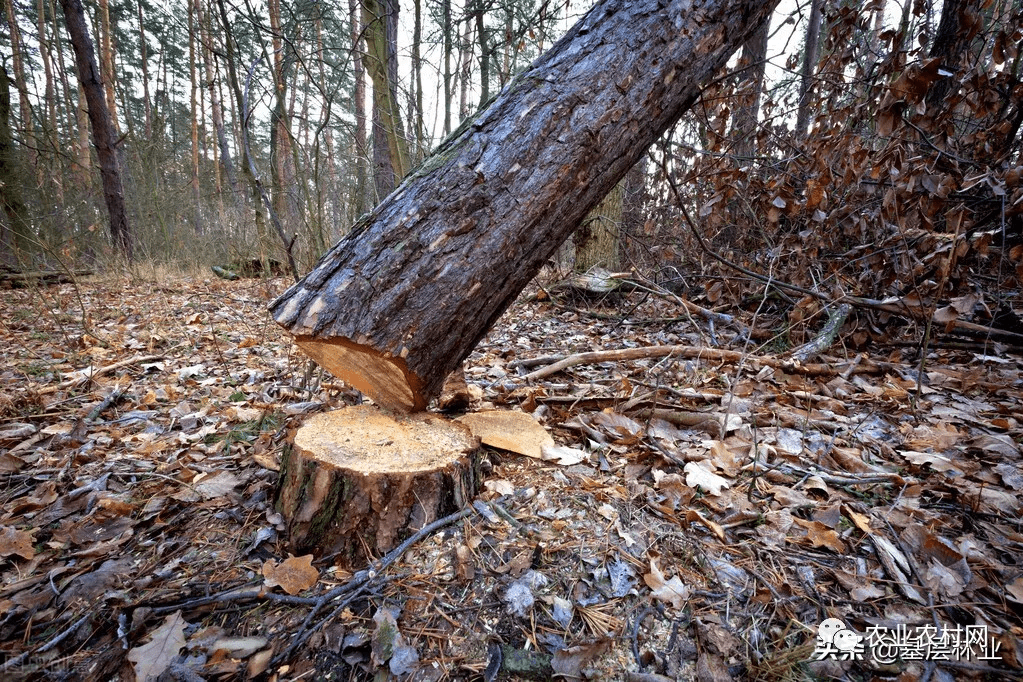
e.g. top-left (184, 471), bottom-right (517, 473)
top-left (0, 274), bottom-right (1021, 681)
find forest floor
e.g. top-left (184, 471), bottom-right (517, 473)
top-left (0, 271), bottom-right (1021, 682)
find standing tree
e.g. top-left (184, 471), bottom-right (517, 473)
top-left (731, 14), bottom-right (770, 158)
top-left (574, 182), bottom-right (625, 273)
top-left (348, 0), bottom-right (370, 217)
top-left (795, 0), bottom-right (824, 138)
top-left (271, 0), bottom-right (780, 412)
top-left (0, 59), bottom-right (32, 264)
top-left (362, 0), bottom-right (409, 198)
top-left (59, 0), bottom-right (133, 260)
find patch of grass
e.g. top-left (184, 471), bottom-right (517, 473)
top-left (19, 362), bottom-right (53, 378)
top-left (205, 411), bottom-right (284, 454)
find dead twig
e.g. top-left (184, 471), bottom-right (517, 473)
top-left (275, 506), bottom-right (476, 665)
top-left (0, 614), bottom-right (90, 673)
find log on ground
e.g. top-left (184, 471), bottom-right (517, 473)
top-left (275, 405), bottom-right (481, 565)
top-left (270, 0), bottom-right (779, 412)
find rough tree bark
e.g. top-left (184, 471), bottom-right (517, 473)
top-left (795, 0), bottom-right (823, 139)
top-left (574, 181), bottom-right (624, 272)
top-left (59, 0), bottom-right (133, 260)
top-left (0, 59), bottom-right (32, 263)
top-left (363, 0), bottom-right (409, 198)
top-left (271, 0), bottom-right (779, 412)
top-left (731, 13), bottom-right (770, 158)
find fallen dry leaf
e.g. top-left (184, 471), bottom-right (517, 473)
top-left (683, 461), bottom-right (730, 496)
top-left (262, 554), bottom-right (319, 595)
top-left (0, 526), bottom-right (35, 560)
top-left (792, 517), bottom-right (847, 553)
top-left (127, 611), bottom-right (187, 682)
top-left (644, 558), bottom-right (691, 608)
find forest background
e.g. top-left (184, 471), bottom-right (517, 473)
top-left (0, 0), bottom-right (1018, 308)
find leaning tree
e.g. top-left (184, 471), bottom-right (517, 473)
top-left (271, 0), bottom-right (779, 412)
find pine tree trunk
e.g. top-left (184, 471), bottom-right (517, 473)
top-left (271, 0), bottom-right (778, 412)
top-left (0, 57), bottom-right (32, 262)
top-left (215, 0), bottom-right (269, 242)
top-left (198, 0), bottom-right (238, 201)
top-left (97, 0), bottom-right (120, 136)
top-left (795, 0), bottom-right (823, 138)
top-left (731, 15), bottom-right (770, 159)
top-left (3, 0), bottom-right (36, 174)
top-left (574, 182), bottom-right (624, 273)
top-left (442, 0), bottom-right (452, 135)
top-left (136, 0), bottom-right (152, 139)
top-left (348, 0), bottom-right (369, 217)
top-left (188, 0), bottom-right (201, 234)
top-left (363, 0), bottom-right (409, 199)
top-left (60, 0), bottom-right (133, 260)
top-left (37, 0), bottom-right (58, 158)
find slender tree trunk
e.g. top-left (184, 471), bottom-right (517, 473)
top-left (189, 0), bottom-right (202, 234)
top-left (476, 4), bottom-right (489, 106)
top-left (53, 0), bottom-right (78, 143)
top-left (315, 9), bottom-right (340, 235)
top-left (362, 0), bottom-right (409, 198)
top-left (215, 0), bottom-right (269, 240)
top-left (97, 0), bottom-right (120, 136)
top-left (0, 59), bottom-right (32, 262)
top-left (37, 0), bottom-right (58, 150)
top-left (458, 18), bottom-right (471, 120)
top-left (3, 0), bottom-right (36, 172)
top-left (199, 0), bottom-right (238, 201)
top-left (269, 0), bottom-right (294, 232)
top-left (412, 0), bottom-right (425, 158)
top-left (349, 0), bottom-right (369, 216)
top-left (731, 14), bottom-right (770, 158)
top-left (59, 0), bottom-right (133, 260)
top-left (501, 6), bottom-right (512, 87)
top-left (442, 0), bottom-right (452, 135)
top-left (795, 0), bottom-right (823, 138)
top-left (136, 0), bottom-right (152, 139)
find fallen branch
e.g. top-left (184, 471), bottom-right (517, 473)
top-left (0, 269), bottom-right (94, 287)
top-left (790, 303), bottom-right (851, 363)
top-left (39, 354), bottom-right (163, 394)
top-left (521, 345), bottom-right (881, 382)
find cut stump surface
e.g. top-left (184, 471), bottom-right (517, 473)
top-left (276, 406), bottom-right (481, 566)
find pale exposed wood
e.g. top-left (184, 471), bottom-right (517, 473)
top-left (275, 406), bottom-right (481, 565)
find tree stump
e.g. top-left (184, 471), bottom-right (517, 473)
top-left (275, 405), bottom-right (481, 566)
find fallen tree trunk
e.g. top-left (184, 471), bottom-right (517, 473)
top-left (271, 0), bottom-right (779, 412)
